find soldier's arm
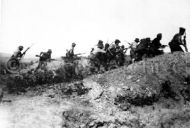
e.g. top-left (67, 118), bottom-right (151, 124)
top-left (40, 52), bottom-right (44, 56)
top-left (178, 36), bottom-right (183, 45)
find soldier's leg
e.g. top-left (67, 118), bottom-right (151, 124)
top-left (36, 61), bottom-right (42, 70)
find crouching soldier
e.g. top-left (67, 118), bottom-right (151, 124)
top-left (150, 33), bottom-right (166, 57)
top-left (36, 49), bottom-right (52, 70)
top-left (169, 27), bottom-right (188, 53)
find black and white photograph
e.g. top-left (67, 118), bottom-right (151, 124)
top-left (0, 0), bottom-right (190, 127)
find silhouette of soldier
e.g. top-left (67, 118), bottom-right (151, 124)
top-left (150, 33), bottom-right (166, 56)
top-left (11, 46), bottom-right (24, 59)
top-left (36, 49), bottom-right (52, 70)
top-left (130, 38), bottom-right (140, 62)
top-left (66, 42), bottom-right (76, 59)
top-left (169, 27), bottom-right (187, 53)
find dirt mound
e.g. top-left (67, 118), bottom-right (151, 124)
top-left (3, 52), bottom-right (190, 128)
top-left (61, 52), bottom-right (190, 128)
top-left (90, 52), bottom-right (190, 104)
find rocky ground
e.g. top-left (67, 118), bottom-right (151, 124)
top-left (1, 52), bottom-right (190, 128)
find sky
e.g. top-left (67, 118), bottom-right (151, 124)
top-left (0, 0), bottom-right (190, 58)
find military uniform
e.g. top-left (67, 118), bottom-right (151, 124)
top-left (90, 40), bottom-right (107, 72)
top-left (109, 39), bottom-right (121, 55)
top-left (117, 45), bottom-right (126, 66)
top-left (135, 38), bottom-right (151, 60)
top-left (66, 43), bottom-right (76, 61)
top-left (169, 27), bottom-right (186, 53)
top-left (36, 49), bottom-right (52, 70)
top-left (150, 33), bottom-right (164, 56)
top-left (11, 46), bottom-right (24, 59)
top-left (130, 38), bottom-right (139, 62)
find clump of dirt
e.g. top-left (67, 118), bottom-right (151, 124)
top-left (58, 81), bottom-right (90, 97)
top-left (62, 107), bottom-right (93, 128)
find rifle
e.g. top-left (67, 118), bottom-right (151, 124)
top-left (74, 53), bottom-right (85, 56)
top-left (36, 55), bottom-right (57, 61)
top-left (21, 43), bottom-right (34, 57)
top-left (183, 32), bottom-right (188, 52)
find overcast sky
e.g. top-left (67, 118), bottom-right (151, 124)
top-left (0, 0), bottom-right (190, 57)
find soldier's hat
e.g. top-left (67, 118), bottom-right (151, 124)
top-left (115, 39), bottom-right (121, 44)
top-left (72, 42), bottom-right (76, 47)
top-left (157, 33), bottom-right (162, 37)
top-left (97, 40), bottom-right (103, 45)
top-left (179, 27), bottom-right (185, 33)
top-left (47, 49), bottom-right (52, 53)
top-left (146, 37), bottom-right (151, 42)
top-left (157, 33), bottom-right (162, 38)
top-left (134, 38), bottom-right (139, 42)
top-left (18, 45), bottom-right (24, 50)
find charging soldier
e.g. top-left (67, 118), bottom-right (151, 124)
top-left (66, 43), bottom-right (76, 59)
top-left (36, 49), bottom-right (52, 70)
top-left (130, 38), bottom-right (140, 62)
top-left (11, 46), bottom-right (24, 59)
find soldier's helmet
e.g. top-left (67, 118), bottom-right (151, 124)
top-left (134, 38), bottom-right (140, 43)
top-left (97, 40), bottom-right (104, 48)
top-left (47, 49), bottom-right (52, 53)
top-left (146, 37), bottom-right (151, 42)
top-left (179, 27), bottom-right (186, 35)
top-left (105, 43), bottom-right (110, 48)
top-left (115, 39), bottom-right (121, 44)
top-left (157, 33), bottom-right (162, 39)
top-left (72, 42), bottom-right (76, 47)
top-left (18, 46), bottom-right (24, 51)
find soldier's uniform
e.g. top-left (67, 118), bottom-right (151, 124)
top-left (66, 43), bottom-right (76, 59)
top-left (150, 33), bottom-right (164, 56)
top-left (90, 40), bottom-right (107, 72)
top-left (11, 46), bottom-right (24, 59)
top-left (36, 49), bottom-right (52, 70)
top-left (169, 27), bottom-right (186, 53)
top-left (109, 39), bottom-right (121, 54)
top-left (130, 38), bottom-right (139, 62)
top-left (91, 40), bottom-right (105, 54)
top-left (135, 38), bottom-right (151, 60)
top-left (117, 45), bottom-right (126, 66)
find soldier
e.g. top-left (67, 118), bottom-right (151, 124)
top-left (135, 38), bottom-right (151, 61)
top-left (117, 45), bottom-right (126, 66)
top-left (130, 38), bottom-right (140, 62)
top-left (150, 33), bottom-right (166, 56)
top-left (104, 43), bottom-right (110, 52)
top-left (131, 38), bottom-right (140, 49)
top-left (36, 49), bottom-right (52, 70)
top-left (66, 42), bottom-right (76, 59)
top-left (109, 39), bottom-right (121, 54)
top-left (169, 27), bottom-right (188, 53)
top-left (92, 40), bottom-right (105, 54)
top-left (90, 40), bottom-right (107, 72)
top-left (11, 46), bottom-right (24, 59)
